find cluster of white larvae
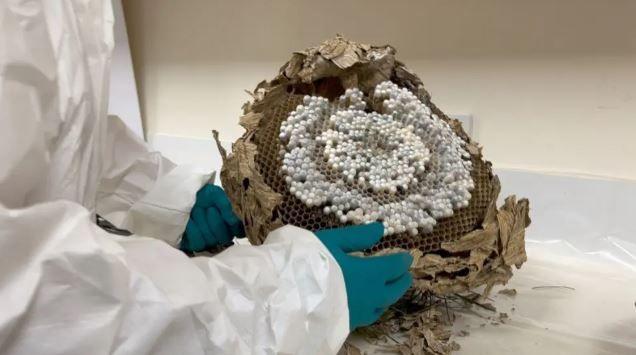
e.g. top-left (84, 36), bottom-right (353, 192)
top-left (278, 81), bottom-right (474, 236)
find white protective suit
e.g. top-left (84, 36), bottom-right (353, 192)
top-left (0, 1), bottom-right (349, 354)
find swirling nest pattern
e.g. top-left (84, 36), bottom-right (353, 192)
top-left (250, 94), bottom-right (495, 253)
top-left (279, 81), bottom-right (475, 237)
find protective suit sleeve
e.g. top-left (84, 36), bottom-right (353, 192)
top-left (188, 225), bottom-right (350, 354)
top-left (0, 202), bottom-right (349, 355)
top-left (96, 115), bottom-right (212, 246)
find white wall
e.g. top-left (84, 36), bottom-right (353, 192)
top-left (410, 56), bottom-right (636, 180)
top-left (124, 0), bottom-right (636, 180)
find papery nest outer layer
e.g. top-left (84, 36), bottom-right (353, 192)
top-left (214, 35), bottom-right (531, 297)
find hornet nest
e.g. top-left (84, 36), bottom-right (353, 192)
top-left (213, 35), bottom-right (531, 353)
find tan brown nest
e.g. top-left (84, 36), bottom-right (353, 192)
top-left (213, 36), bottom-right (531, 354)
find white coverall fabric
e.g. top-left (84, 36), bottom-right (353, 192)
top-left (0, 0), bottom-right (349, 354)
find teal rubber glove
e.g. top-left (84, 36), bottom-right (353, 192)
top-left (180, 184), bottom-right (245, 253)
top-left (314, 222), bottom-right (413, 330)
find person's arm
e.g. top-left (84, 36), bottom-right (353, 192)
top-left (0, 201), bottom-right (349, 355)
top-left (96, 114), bottom-right (212, 246)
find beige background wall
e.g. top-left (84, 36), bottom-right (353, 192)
top-left (123, 0), bottom-right (636, 180)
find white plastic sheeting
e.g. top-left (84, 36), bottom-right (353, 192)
top-left (349, 170), bottom-right (636, 354)
top-left (452, 240), bottom-right (636, 354)
top-left (454, 169), bottom-right (636, 354)
top-left (498, 169), bottom-right (636, 270)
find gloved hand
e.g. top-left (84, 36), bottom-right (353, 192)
top-left (314, 222), bottom-right (413, 330)
top-left (180, 184), bottom-right (245, 253)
